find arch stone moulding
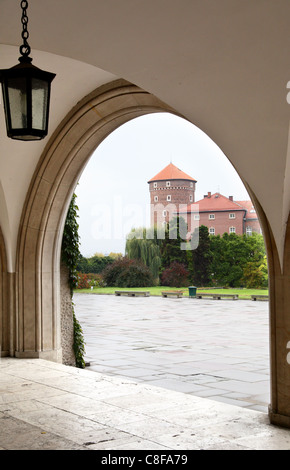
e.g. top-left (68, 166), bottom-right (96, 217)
top-left (15, 79), bottom-right (179, 362)
top-left (14, 78), bottom-right (290, 428)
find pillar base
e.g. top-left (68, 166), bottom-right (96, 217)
top-left (15, 348), bottom-right (62, 363)
top-left (269, 406), bottom-right (290, 428)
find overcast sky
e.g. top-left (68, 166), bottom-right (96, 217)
top-left (75, 112), bottom-right (249, 257)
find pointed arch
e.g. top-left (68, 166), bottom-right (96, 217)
top-left (15, 79), bottom-right (178, 359)
top-left (14, 77), bottom-right (290, 428)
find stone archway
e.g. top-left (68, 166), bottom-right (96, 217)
top-left (13, 78), bottom-right (290, 428)
top-left (15, 79), bottom-right (179, 361)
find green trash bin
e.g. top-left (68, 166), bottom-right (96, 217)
top-left (188, 286), bottom-right (197, 297)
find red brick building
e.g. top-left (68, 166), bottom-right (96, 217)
top-left (179, 192), bottom-right (261, 236)
top-left (148, 164), bottom-right (261, 236)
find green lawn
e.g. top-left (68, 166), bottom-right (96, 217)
top-left (74, 286), bottom-right (268, 300)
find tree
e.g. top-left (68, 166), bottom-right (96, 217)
top-left (102, 256), bottom-right (154, 287)
top-left (242, 255), bottom-right (268, 288)
top-left (210, 231), bottom-right (267, 288)
top-left (160, 216), bottom-right (189, 272)
top-left (76, 254), bottom-right (90, 274)
top-left (242, 233), bottom-right (268, 287)
top-left (190, 225), bottom-right (213, 286)
top-left (161, 261), bottom-right (190, 287)
top-left (76, 253), bottom-right (115, 274)
top-left (125, 226), bottom-right (162, 280)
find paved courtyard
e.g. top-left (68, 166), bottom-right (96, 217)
top-left (73, 293), bottom-right (270, 413)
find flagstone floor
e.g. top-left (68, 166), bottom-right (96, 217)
top-left (74, 293), bottom-right (270, 412)
top-left (0, 357), bottom-right (289, 451)
top-left (1, 294), bottom-right (286, 451)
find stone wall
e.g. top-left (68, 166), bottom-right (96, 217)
top-left (60, 261), bottom-right (76, 366)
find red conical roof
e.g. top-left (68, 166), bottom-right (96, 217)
top-left (148, 163), bottom-right (197, 183)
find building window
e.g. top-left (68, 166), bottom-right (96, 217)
top-left (153, 182), bottom-right (157, 188)
top-left (163, 210), bottom-right (167, 217)
top-left (229, 227), bottom-right (236, 233)
top-left (167, 195), bottom-right (171, 201)
top-left (209, 227), bottom-right (215, 235)
top-left (166, 181), bottom-right (171, 187)
top-left (246, 226), bottom-right (252, 236)
top-left (154, 195), bottom-right (158, 202)
top-left (229, 213), bottom-right (235, 219)
top-left (209, 214), bottom-right (215, 219)
top-left (189, 195), bottom-right (193, 202)
top-left (194, 214), bottom-right (200, 220)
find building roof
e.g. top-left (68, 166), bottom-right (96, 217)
top-left (148, 163), bottom-right (197, 183)
top-left (180, 192), bottom-right (249, 213)
top-left (235, 200), bottom-right (258, 219)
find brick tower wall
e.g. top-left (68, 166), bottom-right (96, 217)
top-left (149, 179), bottom-right (196, 227)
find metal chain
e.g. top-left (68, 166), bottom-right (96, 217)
top-left (19, 0), bottom-right (31, 57)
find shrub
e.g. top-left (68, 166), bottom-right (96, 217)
top-left (87, 273), bottom-right (105, 287)
top-left (76, 272), bottom-right (90, 289)
top-left (161, 261), bottom-right (190, 287)
top-left (102, 256), bottom-right (154, 287)
top-left (76, 272), bottom-right (105, 288)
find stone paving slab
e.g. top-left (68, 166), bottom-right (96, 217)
top-left (0, 358), bottom-right (289, 450)
top-left (74, 293), bottom-right (270, 412)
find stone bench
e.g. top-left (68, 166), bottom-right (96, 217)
top-left (251, 294), bottom-right (269, 301)
top-left (196, 293), bottom-right (239, 300)
top-left (162, 291), bottom-right (183, 298)
top-left (115, 291), bottom-right (150, 297)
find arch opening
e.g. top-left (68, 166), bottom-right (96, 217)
top-left (73, 110), bottom-right (269, 413)
top-left (15, 78), bottom-right (284, 425)
top-left (16, 79), bottom-right (179, 360)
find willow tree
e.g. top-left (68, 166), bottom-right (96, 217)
top-left (125, 226), bottom-right (162, 280)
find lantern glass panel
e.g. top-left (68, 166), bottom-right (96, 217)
top-left (7, 76), bottom-right (27, 129)
top-left (32, 78), bottom-right (48, 131)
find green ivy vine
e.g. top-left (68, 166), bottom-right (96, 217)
top-left (61, 193), bottom-right (86, 368)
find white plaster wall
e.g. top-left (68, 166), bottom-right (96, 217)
top-left (0, 45), bottom-right (117, 271)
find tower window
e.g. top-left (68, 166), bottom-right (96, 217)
top-left (167, 195), bottom-right (171, 201)
top-left (153, 182), bottom-right (157, 188)
top-left (154, 196), bottom-right (158, 202)
top-left (163, 210), bottom-right (167, 217)
top-left (166, 181), bottom-right (171, 187)
top-left (189, 195), bottom-right (193, 202)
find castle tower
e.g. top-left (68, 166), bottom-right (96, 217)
top-left (147, 163), bottom-right (197, 227)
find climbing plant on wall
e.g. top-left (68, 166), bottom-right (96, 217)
top-left (61, 193), bottom-right (81, 293)
top-left (61, 193), bottom-right (86, 368)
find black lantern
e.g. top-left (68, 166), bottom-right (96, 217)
top-left (0, 1), bottom-right (55, 141)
